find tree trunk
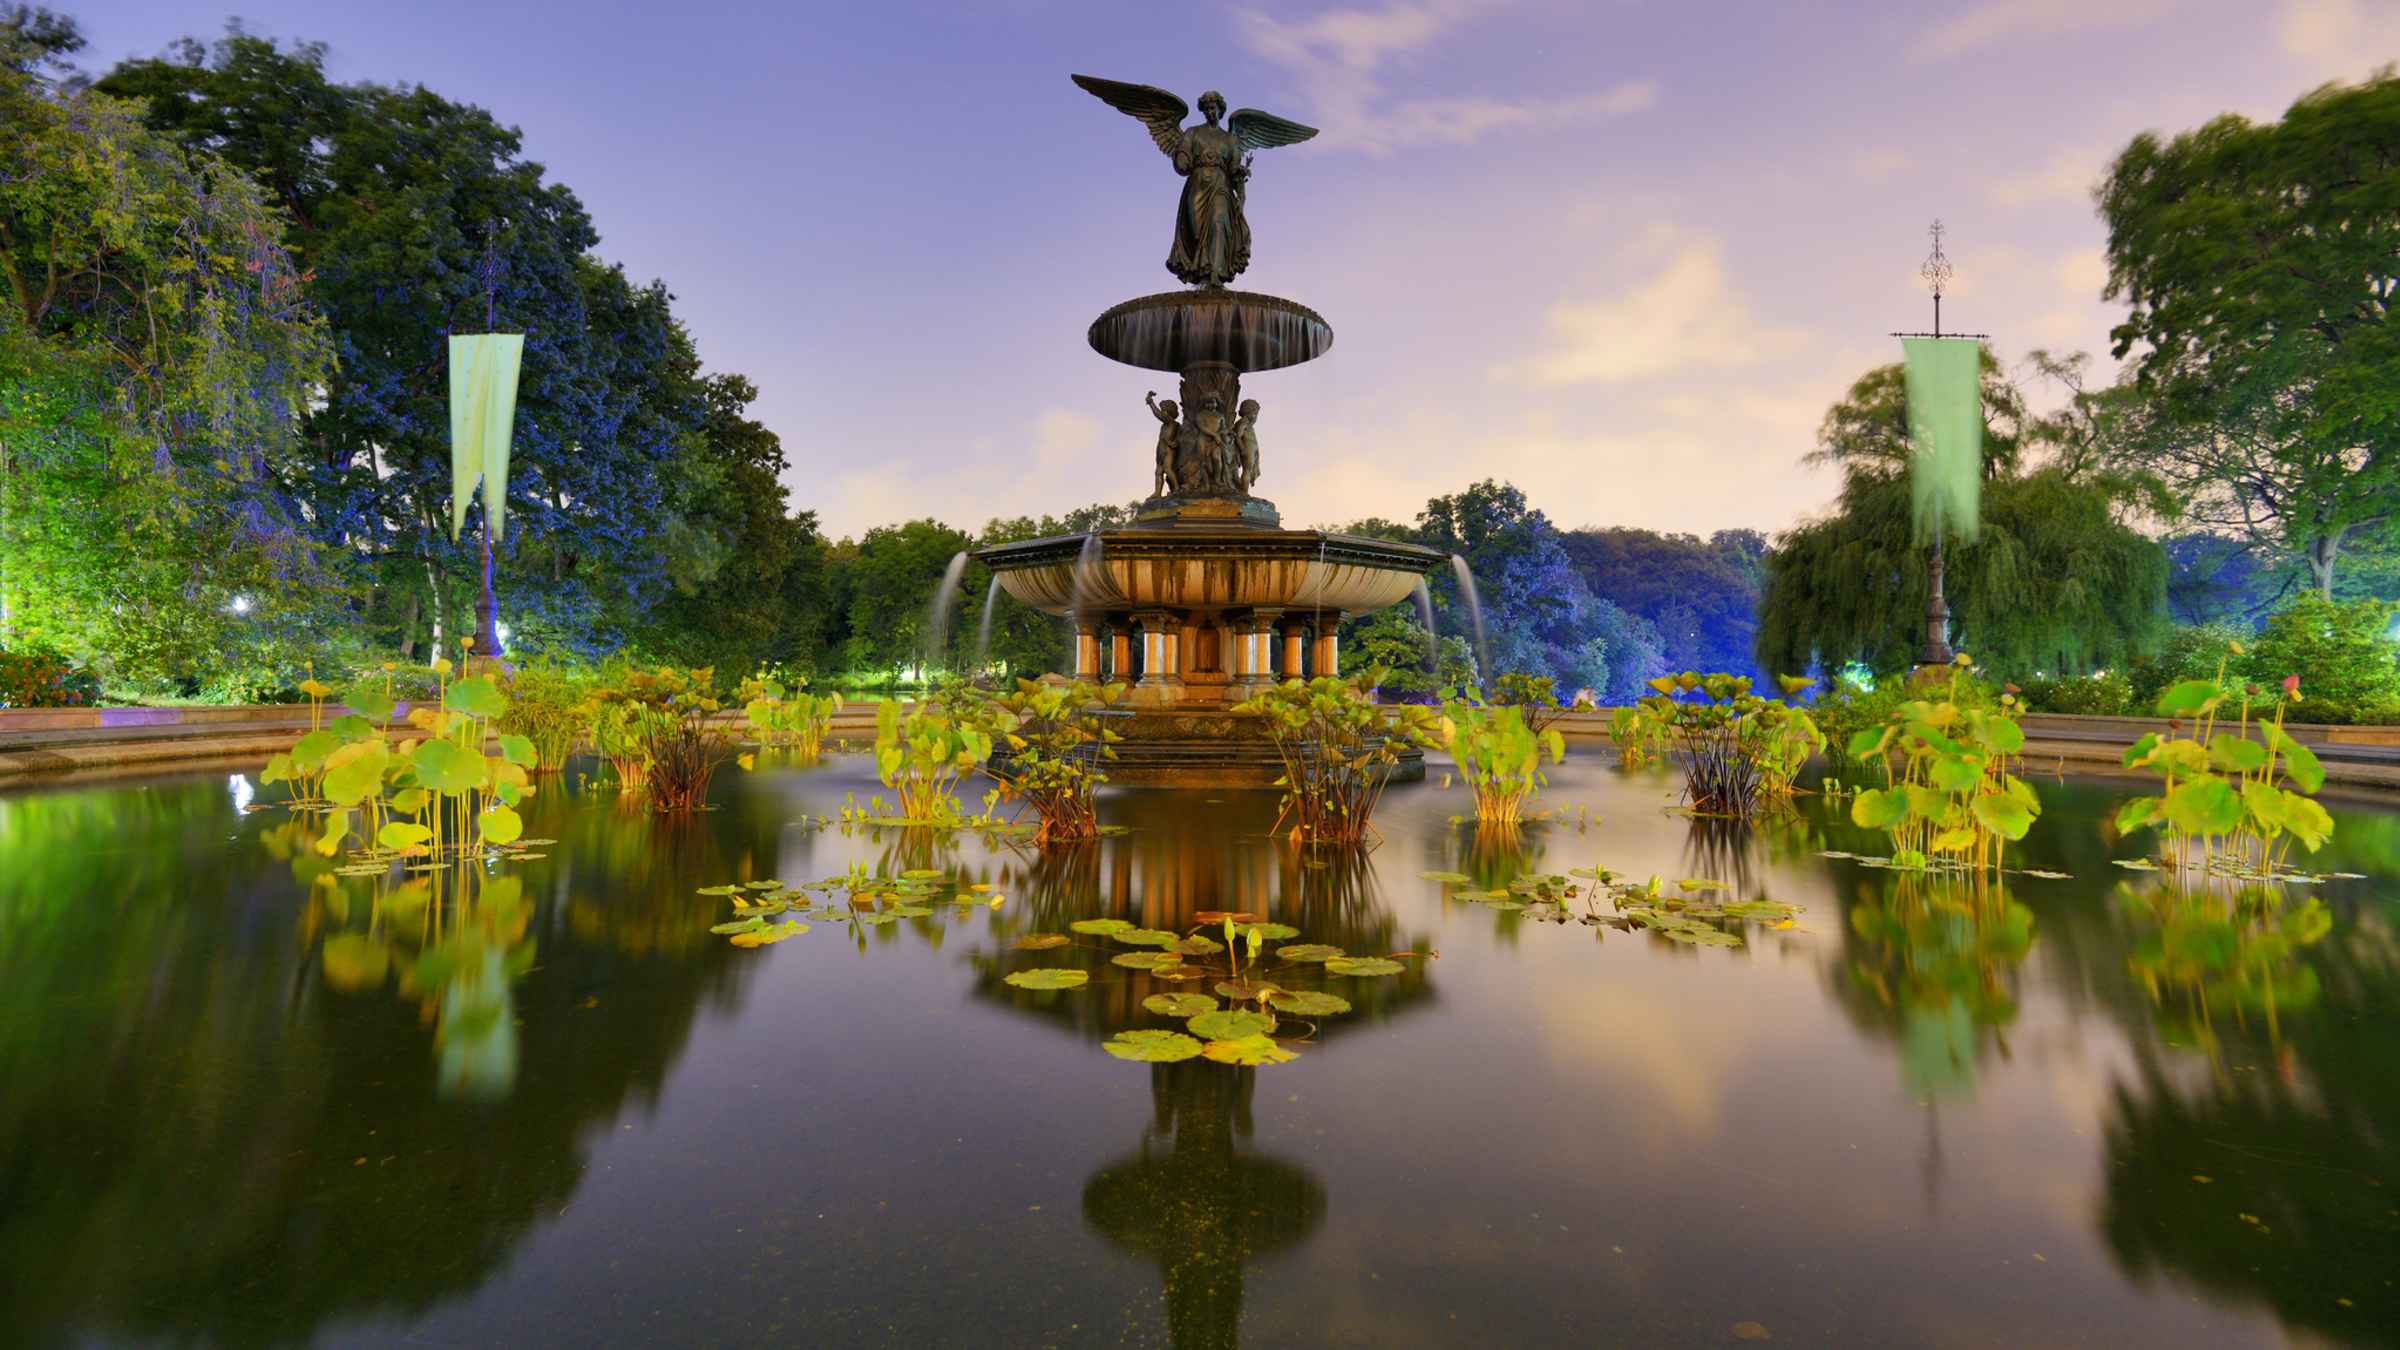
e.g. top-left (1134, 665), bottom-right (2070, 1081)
top-left (2307, 528), bottom-right (2345, 599)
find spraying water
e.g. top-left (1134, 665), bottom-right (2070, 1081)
top-left (972, 575), bottom-right (1002, 675)
top-left (924, 551), bottom-right (969, 676)
top-left (1410, 578), bottom-right (1439, 681)
top-left (1067, 532), bottom-right (1105, 617)
top-left (1448, 554), bottom-right (1488, 685)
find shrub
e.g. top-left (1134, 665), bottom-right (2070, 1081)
top-left (0, 645), bottom-right (102, 708)
top-left (2242, 595), bottom-right (2400, 715)
top-left (589, 666), bottom-right (739, 811)
top-left (979, 678), bottom-right (1122, 844)
top-left (2127, 623), bottom-right (2250, 711)
top-left (2015, 671), bottom-right (2133, 717)
top-left (499, 654), bottom-right (592, 772)
top-left (1631, 671), bottom-right (1825, 815)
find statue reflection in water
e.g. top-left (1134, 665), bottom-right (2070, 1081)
top-left (1083, 1062), bottom-right (1327, 1350)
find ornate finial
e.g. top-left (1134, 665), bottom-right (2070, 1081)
top-left (1919, 220), bottom-right (1953, 336)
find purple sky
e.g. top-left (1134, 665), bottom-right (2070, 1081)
top-left (69, 0), bottom-right (2400, 538)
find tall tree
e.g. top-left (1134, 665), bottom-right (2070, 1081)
top-left (2, 10), bottom-right (336, 685)
top-left (1758, 353), bottom-right (2168, 678)
top-left (99, 29), bottom-right (729, 660)
top-left (2099, 70), bottom-right (2400, 596)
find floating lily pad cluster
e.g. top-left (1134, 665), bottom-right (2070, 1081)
top-left (705, 867), bottom-right (1007, 948)
top-left (1424, 867), bottom-right (1803, 948)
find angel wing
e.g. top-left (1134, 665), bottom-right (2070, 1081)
top-left (1071, 75), bottom-right (1189, 157)
top-left (1228, 108), bottom-right (1319, 153)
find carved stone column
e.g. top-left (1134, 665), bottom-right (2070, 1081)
top-left (1238, 609), bottom-right (1282, 691)
top-left (1282, 618), bottom-right (1311, 678)
top-left (1074, 618), bottom-right (1101, 680)
top-left (1313, 621), bottom-right (1340, 680)
top-left (1135, 611), bottom-right (1183, 689)
top-left (1108, 623), bottom-right (1131, 681)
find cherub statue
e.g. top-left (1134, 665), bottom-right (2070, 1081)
top-left (1233, 398), bottom-right (1261, 492)
top-left (1145, 391), bottom-right (1181, 497)
top-left (1180, 393), bottom-right (1231, 492)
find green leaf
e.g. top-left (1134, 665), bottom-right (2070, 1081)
top-left (479, 803), bottom-right (524, 846)
top-left (2163, 776), bottom-right (2243, 835)
top-left (289, 728), bottom-right (341, 774)
top-left (1069, 918), bottom-right (1134, 936)
top-left (321, 748), bottom-right (388, 806)
top-left (1970, 792), bottom-right (2034, 841)
top-left (498, 733), bottom-right (538, 767)
top-left (342, 686), bottom-right (397, 722)
top-left (1112, 950), bottom-right (1184, 970)
top-left (411, 738), bottom-right (485, 793)
top-left (377, 821), bottom-right (433, 850)
top-left (710, 916), bottom-right (768, 935)
top-left (2282, 793), bottom-right (2334, 851)
top-left (2122, 732), bottom-right (2160, 770)
top-left (1201, 1034), bottom-right (1298, 1066)
top-left (1419, 870), bottom-right (1472, 884)
top-left (1274, 943), bottom-right (1345, 963)
top-left (1188, 1008), bottom-right (1276, 1039)
top-left (2207, 734), bottom-right (2269, 772)
top-left (1103, 1029), bottom-right (1203, 1062)
top-left (1003, 968), bottom-right (1089, 990)
top-left (2114, 795), bottom-right (2161, 834)
top-left (1851, 787), bottom-right (1909, 829)
top-left (2272, 731), bottom-right (2325, 794)
top-left (1266, 989), bottom-right (1352, 1016)
top-left (1323, 956), bottom-right (1405, 977)
top-left (1109, 928), bottom-right (1181, 948)
top-left (1979, 717), bottom-right (2026, 754)
top-left (1012, 933), bottom-right (1070, 950)
top-left (1142, 993), bottom-right (1217, 1018)
top-left (1846, 726), bottom-right (1890, 759)
top-left (444, 675), bottom-right (507, 719)
top-left (1248, 923), bottom-right (1300, 941)
top-left (2155, 678), bottom-right (2221, 718)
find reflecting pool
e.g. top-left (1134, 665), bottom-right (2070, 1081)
top-left (2, 754), bottom-right (2396, 1347)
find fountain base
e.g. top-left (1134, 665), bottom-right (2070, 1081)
top-left (1103, 706), bottom-right (1426, 790)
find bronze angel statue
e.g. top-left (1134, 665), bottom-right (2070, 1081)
top-left (1072, 75), bottom-right (1319, 288)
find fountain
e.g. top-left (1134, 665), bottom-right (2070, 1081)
top-left (972, 74), bottom-right (1447, 787)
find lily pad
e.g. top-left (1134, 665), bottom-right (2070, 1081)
top-left (1103, 1029), bottom-right (1203, 1063)
top-left (1201, 1034), bottom-right (1298, 1066)
top-left (1323, 956), bottom-right (1405, 978)
top-left (697, 884), bottom-right (742, 896)
top-left (742, 880), bottom-right (783, 890)
top-left (1266, 989), bottom-right (1351, 1016)
top-left (1110, 928), bottom-right (1181, 948)
top-left (728, 920), bottom-right (808, 948)
top-left (1215, 980), bottom-right (1284, 1002)
top-left (900, 868), bottom-right (945, 879)
top-left (1004, 968), bottom-right (1089, 990)
top-left (1247, 923), bottom-right (1300, 941)
top-left (1070, 918), bottom-right (1135, 935)
top-left (1012, 933), bottom-right (1070, 951)
top-left (1112, 951), bottom-right (1184, 970)
top-left (1194, 910), bottom-right (1261, 925)
top-left (1173, 935), bottom-right (1225, 955)
top-left (1143, 993), bottom-right (1217, 1018)
top-left (1275, 943), bottom-right (1345, 963)
top-left (711, 916), bottom-right (768, 935)
top-left (1188, 1008), bottom-right (1276, 1039)
top-left (1419, 871), bottom-right (1472, 884)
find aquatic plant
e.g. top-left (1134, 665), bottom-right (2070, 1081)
top-left (740, 673), bottom-right (844, 757)
top-left (1422, 865), bottom-right (1801, 947)
top-left (871, 685), bottom-right (996, 824)
top-left (2122, 878), bottom-right (2328, 1073)
top-left (2115, 650), bottom-right (2333, 878)
top-left (1608, 703), bottom-right (1669, 768)
top-left (588, 666), bottom-right (739, 812)
top-left (979, 678), bottom-right (1124, 845)
top-left (1633, 671), bottom-right (1825, 816)
top-left (1435, 692), bottom-right (1564, 827)
top-left (1847, 657), bottom-right (2038, 871)
top-left (498, 655), bottom-right (589, 772)
top-left (1234, 670), bottom-right (1440, 844)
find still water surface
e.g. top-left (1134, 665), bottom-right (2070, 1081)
top-left (2, 753), bottom-right (2396, 1348)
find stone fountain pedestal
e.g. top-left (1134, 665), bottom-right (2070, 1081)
top-left (973, 287), bottom-right (1443, 789)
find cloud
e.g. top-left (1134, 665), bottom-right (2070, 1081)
top-left (1494, 230), bottom-right (1800, 387)
top-left (820, 407), bottom-right (1112, 537)
top-left (1986, 145), bottom-right (2110, 207)
top-left (2275, 0), bottom-right (2400, 80)
top-left (1238, 1), bottom-right (1656, 154)
top-left (1910, 0), bottom-right (2177, 60)
top-left (1851, 148), bottom-right (1913, 183)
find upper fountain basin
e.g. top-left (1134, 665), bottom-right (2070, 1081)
top-left (1088, 290), bottom-right (1333, 373)
top-left (975, 527), bottom-right (1443, 617)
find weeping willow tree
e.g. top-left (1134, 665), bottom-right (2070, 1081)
top-left (1758, 352), bottom-right (2169, 678)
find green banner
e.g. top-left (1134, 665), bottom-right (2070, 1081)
top-left (1901, 336), bottom-right (1982, 542)
top-left (448, 333), bottom-right (524, 542)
